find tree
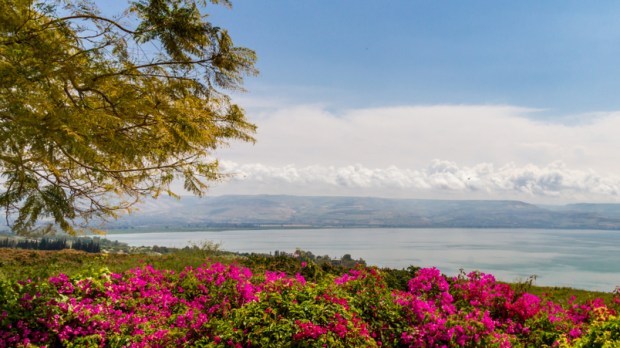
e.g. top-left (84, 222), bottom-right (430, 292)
top-left (0, 0), bottom-right (257, 235)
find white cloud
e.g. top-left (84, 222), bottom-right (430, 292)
top-left (214, 160), bottom-right (620, 203)
top-left (211, 103), bottom-right (620, 203)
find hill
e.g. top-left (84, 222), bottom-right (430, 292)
top-left (107, 195), bottom-right (620, 230)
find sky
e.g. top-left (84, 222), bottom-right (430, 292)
top-left (170, 1), bottom-right (620, 203)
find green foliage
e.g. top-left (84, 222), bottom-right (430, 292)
top-left (569, 314), bottom-right (620, 347)
top-left (334, 267), bottom-right (406, 346)
top-left (0, 0), bottom-right (257, 235)
top-left (381, 265), bottom-right (421, 291)
top-left (206, 275), bottom-right (378, 347)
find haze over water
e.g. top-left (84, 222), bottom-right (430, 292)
top-left (110, 228), bottom-right (620, 292)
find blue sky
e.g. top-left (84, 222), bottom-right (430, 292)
top-left (208, 1), bottom-right (620, 116)
top-left (112, 1), bottom-right (620, 203)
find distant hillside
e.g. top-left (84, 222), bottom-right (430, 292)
top-left (106, 195), bottom-right (620, 231)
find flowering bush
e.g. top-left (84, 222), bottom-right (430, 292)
top-left (566, 312), bottom-right (620, 347)
top-left (204, 271), bottom-right (375, 347)
top-left (0, 262), bottom-right (618, 347)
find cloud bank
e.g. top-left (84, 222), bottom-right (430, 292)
top-left (217, 160), bottom-right (620, 203)
top-left (211, 103), bottom-right (620, 203)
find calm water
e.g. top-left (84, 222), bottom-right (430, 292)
top-left (109, 228), bottom-right (620, 292)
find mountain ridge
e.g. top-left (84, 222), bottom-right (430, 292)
top-left (107, 195), bottom-right (620, 231)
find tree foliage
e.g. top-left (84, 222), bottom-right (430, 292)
top-left (0, 0), bottom-right (257, 234)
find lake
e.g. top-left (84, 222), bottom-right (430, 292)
top-left (109, 228), bottom-right (620, 292)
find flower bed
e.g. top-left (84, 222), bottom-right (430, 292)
top-left (1, 263), bottom-right (619, 347)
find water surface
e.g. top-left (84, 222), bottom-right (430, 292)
top-left (109, 228), bottom-right (620, 292)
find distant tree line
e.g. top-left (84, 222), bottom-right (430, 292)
top-left (0, 237), bottom-right (101, 253)
top-left (272, 249), bottom-right (367, 268)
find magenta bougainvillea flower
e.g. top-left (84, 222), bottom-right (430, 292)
top-left (0, 263), bottom-right (617, 347)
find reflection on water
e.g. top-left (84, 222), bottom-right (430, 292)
top-left (110, 228), bottom-right (620, 292)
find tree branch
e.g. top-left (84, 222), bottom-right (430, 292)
top-left (92, 58), bottom-right (214, 81)
top-left (52, 15), bottom-right (137, 35)
top-left (56, 145), bottom-right (198, 173)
